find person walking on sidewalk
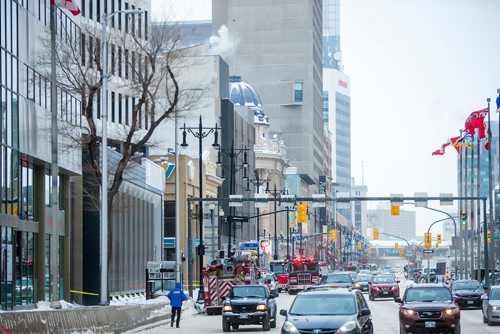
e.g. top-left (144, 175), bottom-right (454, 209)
top-left (167, 282), bottom-right (188, 328)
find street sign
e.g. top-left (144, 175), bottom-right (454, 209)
top-left (312, 194), bottom-right (326, 208)
top-left (254, 193), bottom-right (268, 208)
top-left (414, 192), bottom-right (428, 207)
top-left (281, 194), bottom-right (295, 207)
top-left (439, 193), bottom-right (454, 206)
top-left (229, 195), bottom-right (243, 207)
top-left (423, 249), bottom-right (434, 254)
top-left (494, 233), bottom-right (500, 239)
top-left (390, 194), bottom-right (404, 206)
top-left (163, 237), bottom-right (175, 247)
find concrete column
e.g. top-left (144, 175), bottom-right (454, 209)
top-left (63, 175), bottom-right (71, 301)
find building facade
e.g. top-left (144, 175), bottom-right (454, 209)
top-left (351, 178), bottom-right (368, 237)
top-left (212, 0), bottom-right (325, 185)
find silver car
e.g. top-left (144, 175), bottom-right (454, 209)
top-left (482, 285), bottom-right (500, 326)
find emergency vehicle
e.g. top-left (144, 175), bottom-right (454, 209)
top-left (269, 259), bottom-right (289, 292)
top-left (202, 252), bottom-right (258, 315)
top-left (286, 256), bottom-right (321, 294)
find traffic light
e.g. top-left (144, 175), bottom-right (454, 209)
top-left (330, 229), bottom-right (337, 241)
top-left (394, 242), bottom-right (398, 251)
top-left (461, 211), bottom-right (467, 228)
top-left (367, 248), bottom-right (372, 255)
top-left (424, 232), bottom-right (432, 249)
top-left (437, 233), bottom-right (442, 244)
top-left (358, 241), bottom-right (362, 250)
top-left (488, 230), bottom-right (492, 243)
top-left (391, 205), bottom-right (400, 216)
top-left (373, 228), bottom-right (379, 240)
top-left (297, 203), bottom-right (307, 223)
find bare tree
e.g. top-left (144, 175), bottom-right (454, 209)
top-left (36, 13), bottom-right (201, 215)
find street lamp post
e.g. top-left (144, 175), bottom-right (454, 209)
top-left (219, 144), bottom-right (249, 256)
top-left (181, 117), bottom-right (220, 301)
top-left (99, 8), bottom-right (143, 306)
top-left (246, 173), bottom-right (269, 265)
top-left (265, 182), bottom-right (287, 260)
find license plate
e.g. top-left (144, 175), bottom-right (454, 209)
top-left (239, 313), bottom-right (249, 319)
top-left (467, 301), bottom-right (474, 304)
top-left (383, 291), bottom-right (389, 295)
top-left (425, 322), bottom-right (436, 328)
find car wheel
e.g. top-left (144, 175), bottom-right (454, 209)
top-left (369, 295), bottom-right (374, 301)
top-left (487, 311), bottom-right (494, 326)
top-left (399, 325), bottom-right (407, 334)
top-left (483, 311), bottom-right (487, 323)
top-left (453, 324), bottom-right (461, 334)
top-left (278, 288), bottom-right (282, 293)
top-left (270, 315), bottom-right (277, 328)
top-left (262, 316), bottom-right (271, 331)
top-left (232, 324), bottom-right (239, 330)
top-left (222, 320), bottom-right (231, 332)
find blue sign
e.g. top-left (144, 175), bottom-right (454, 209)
top-left (164, 237), bottom-right (175, 247)
top-left (240, 242), bottom-right (259, 250)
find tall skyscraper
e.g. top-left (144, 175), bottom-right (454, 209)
top-left (322, 0), bottom-right (352, 222)
top-left (212, 0), bottom-right (325, 185)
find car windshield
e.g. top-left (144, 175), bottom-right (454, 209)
top-left (490, 289), bottom-right (500, 300)
top-left (321, 274), bottom-right (351, 284)
top-left (266, 274), bottom-right (275, 282)
top-left (453, 282), bottom-right (481, 290)
top-left (405, 288), bottom-right (452, 302)
top-left (349, 272), bottom-right (357, 279)
top-left (230, 286), bottom-right (266, 299)
top-left (373, 276), bottom-right (396, 284)
top-left (270, 264), bottom-right (285, 274)
top-left (357, 274), bottom-right (372, 282)
top-left (289, 294), bottom-right (356, 315)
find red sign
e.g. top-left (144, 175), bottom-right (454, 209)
top-left (338, 80), bottom-right (348, 88)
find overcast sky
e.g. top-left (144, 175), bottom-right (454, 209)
top-left (151, 0), bottom-right (500, 236)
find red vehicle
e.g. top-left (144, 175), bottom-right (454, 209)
top-left (287, 256), bottom-right (321, 294)
top-left (369, 274), bottom-right (400, 301)
top-left (269, 260), bottom-right (288, 292)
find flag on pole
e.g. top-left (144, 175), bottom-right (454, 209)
top-left (431, 136), bottom-right (460, 156)
top-left (51, 0), bottom-right (81, 16)
top-left (464, 109), bottom-right (488, 138)
top-left (454, 131), bottom-right (474, 150)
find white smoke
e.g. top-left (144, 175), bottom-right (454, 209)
top-left (209, 25), bottom-right (238, 56)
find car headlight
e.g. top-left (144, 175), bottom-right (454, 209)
top-left (354, 283), bottom-right (361, 288)
top-left (222, 305), bottom-right (232, 312)
top-left (444, 307), bottom-right (459, 315)
top-left (401, 308), bottom-right (415, 316)
top-left (256, 304), bottom-right (268, 311)
top-left (490, 306), bottom-right (498, 311)
top-left (338, 320), bottom-right (357, 333)
top-left (282, 321), bottom-right (299, 333)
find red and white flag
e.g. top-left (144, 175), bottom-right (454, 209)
top-left (51, 0), bottom-right (81, 16)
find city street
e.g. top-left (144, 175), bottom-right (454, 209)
top-left (133, 281), bottom-right (499, 333)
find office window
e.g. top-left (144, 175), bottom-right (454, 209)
top-left (144, 11), bottom-right (148, 40)
top-left (294, 81), bottom-right (303, 103)
top-left (111, 92), bottom-right (115, 123)
top-left (89, 0), bottom-right (93, 20)
top-left (116, 93), bottom-right (121, 123)
top-left (118, 47), bottom-right (122, 77)
top-left (124, 49), bottom-right (129, 79)
top-left (118, 0), bottom-right (122, 30)
top-left (124, 2), bottom-right (129, 33)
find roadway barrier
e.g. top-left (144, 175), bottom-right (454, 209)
top-left (0, 302), bottom-right (169, 333)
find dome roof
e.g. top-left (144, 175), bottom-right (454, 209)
top-left (251, 106), bottom-right (270, 126)
top-left (229, 75), bottom-right (262, 107)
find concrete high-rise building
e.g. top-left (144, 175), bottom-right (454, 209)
top-left (351, 178), bottom-right (368, 237)
top-left (212, 0), bottom-right (325, 185)
top-left (367, 205), bottom-right (416, 241)
top-left (322, 0), bottom-right (351, 222)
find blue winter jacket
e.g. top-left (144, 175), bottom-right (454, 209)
top-left (167, 282), bottom-right (188, 308)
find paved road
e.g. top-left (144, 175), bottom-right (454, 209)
top-left (135, 286), bottom-right (499, 333)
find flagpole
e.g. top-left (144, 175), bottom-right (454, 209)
top-left (464, 146), bottom-right (469, 278)
top-left (476, 128), bottom-right (481, 281)
top-left (486, 98), bottom-right (496, 276)
top-left (470, 130), bottom-right (475, 278)
top-left (459, 140), bottom-right (464, 279)
top-left (49, 3), bottom-right (62, 309)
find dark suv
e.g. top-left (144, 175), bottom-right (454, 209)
top-left (222, 285), bottom-right (277, 332)
top-left (396, 283), bottom-right (460, 334)
top-left (450, 280), bottom-right (484, 309)
top-left (280, 288), bottom-right (373, 334)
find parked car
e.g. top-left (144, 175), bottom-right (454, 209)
top-left (280, 287), bottom-right (373, 334)
top-left (396, 283), bottom-right (460, 334)
top-left (450, 280), bottom-right (484, 309)
top-left (261, 273), bottom-right (279, 297)
top-left (482, 285), bottom-right (500, 326)
top-left (319, 272), bottom-right (353, 288)
top-left (368, 274), bottom-right (400, 301)
top-left (354, 273), bottom-right (373, 293)
top-left (222, 285), bottom-right (277, 332)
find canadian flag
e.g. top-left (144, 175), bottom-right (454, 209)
top-left (51, 0), bottom-right (81, 16)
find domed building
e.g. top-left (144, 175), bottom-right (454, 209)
top-left (228, 75), bottom-right (262, 108)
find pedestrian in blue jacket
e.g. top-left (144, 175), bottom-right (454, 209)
top-left (167, 282), bottom-right (188, 328)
